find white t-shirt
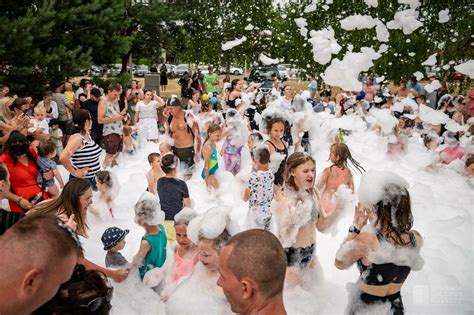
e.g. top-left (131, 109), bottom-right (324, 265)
top-left (37, 101), bottom-right (59, 120)
top-left (28, 118), bottom-right (50, 135)
top-left (279, 96), bottom-right (293, 112)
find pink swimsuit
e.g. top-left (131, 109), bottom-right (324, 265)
top-left (172, 249), bottom-right (196, 283)
top-left (440, 146), bottom-right (465, 164)
top-left (321, 166), bottom-right (351, 214)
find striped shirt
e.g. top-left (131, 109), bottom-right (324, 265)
top-left (70, 134), bottom-right (102, 178)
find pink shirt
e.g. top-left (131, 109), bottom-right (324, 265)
top-left (172, 249), bottom-right (196, 283)
top-left (440, 146), bottom-right (465, 164)
top-left (363, 85), bottom-right (377, 102)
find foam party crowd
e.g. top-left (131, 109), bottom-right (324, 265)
top-left (0, 61), bottom-right (472, 315)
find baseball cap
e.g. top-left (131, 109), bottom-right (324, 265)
top-left (91, 88), bottom-right (102, 98)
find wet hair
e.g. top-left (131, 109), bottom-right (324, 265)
top-left (199, 229), bottom-right (231, 252)
top-left (95, 171), bottom-right (112, 188)
top-left (373, 184), bottom-right (414, 246)
top-left (33, 266), bottom-right (112, 315)
top-left (203, 123), bottom-right (221, 145)
top-left (123, 125), bottom-right (133, 136)
top-left (107, 83), bottom-right (121, 93)
top-left (252, 146), bottom-right (270, 164)
top-left (226, 229), bottom-right (286, 299)
top-left (160, 153), bottom-right (178, 174)
top-left (330, 143), bottom-right (365, 173)
top-left (421, 132), bottom-right (437, 149)
top-left (249, 132), bottom-right (263, 143)
top-left (134, 197), bottom-right (160, 225)
top-left (9, 97), bottom-right (29, 112)
top-left (174, 208), bottom-right (198, 226)
top-left (466, 157), bottom-right (474, 168)
top-left (33, 178), bottom-right (91, 237)
top-left (37, 140), bottom-right (56, 158)
top-left (266, 117), bottom-right (285, 133)
top-left (284, 152), bottom-right (315, 191)
top-left (72, 108), bottom-right (91, 134)
top-left (148, 152), bottom-right (161, 164)
top-left (166, 95), bottom-right (183, 108)
top-left (230, 79), bottom-right (240, 93)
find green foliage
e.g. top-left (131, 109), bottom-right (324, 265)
top-left (0, 0), bottom-right (132, 95)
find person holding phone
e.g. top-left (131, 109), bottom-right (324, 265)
top-left (98, 84), bottom-right (126, 168)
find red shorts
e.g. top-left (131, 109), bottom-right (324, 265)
top-left (103, 133), bottom-right (123, 155)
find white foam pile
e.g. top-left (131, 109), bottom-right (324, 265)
top-left (454, 60), bottom-right (474, 79)
top-left (364, 0), bottom-right (378, 8)
top-left (221, 36), bottom-right (247, 51)
top-left (259, 53), bottom-right (280, 65)
top-left (307, 26), bottom-right (342, 65)
top-left (321, 47), bottom-right (381, 91)
top-left (438, 9), bottom-right (450, 23)
top-left (422, 53), bottom-right (438, 66)
top-left (386, 8), bottom-right (423, 35)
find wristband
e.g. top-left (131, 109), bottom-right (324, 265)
top-left (348, 225), bottom-right (360, 234)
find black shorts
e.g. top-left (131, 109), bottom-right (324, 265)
top-left (172, 146), bottom-right (195, 169)
top-left (285, 243), bottom-right (315, 268)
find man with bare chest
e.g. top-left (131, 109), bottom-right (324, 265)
top-left (166, 96), bottom-right (201, 172)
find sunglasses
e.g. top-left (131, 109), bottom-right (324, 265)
top-left (80, 286), bottom-right (114, 312)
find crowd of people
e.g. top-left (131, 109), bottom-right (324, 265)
top-left (0, 66), bottom-right (472, 314)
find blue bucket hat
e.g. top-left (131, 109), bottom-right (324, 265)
top-left (101, 226), bottom-right (129, 250)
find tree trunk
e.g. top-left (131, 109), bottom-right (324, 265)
top-left (120, 50), bottom-right (131, 75)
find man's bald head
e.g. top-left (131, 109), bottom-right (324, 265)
top-left (225, 229), bottom-right (287, 298)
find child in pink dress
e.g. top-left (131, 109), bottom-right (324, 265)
top-left (317, 143), bottom-right (365, 215)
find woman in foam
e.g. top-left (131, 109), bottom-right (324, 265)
top-left (133, 89), bottom-right (165, 143)
top-left (272, 152), bottom-right (339, 287)
top-left (335, 170), bottom-right (424, 314)
top-left (165, 206), bottom-right (238, 314)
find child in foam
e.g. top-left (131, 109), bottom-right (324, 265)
top-left (317, 142), bottom-right (364, 216)
top-left (157, 153), bottom-right (191, 242)
top-left (128, 192), bottom-right (168, 292)
top-left (243, 146), bottom-right (274, 231)
top-left (146, 152), bottom-right (164, 195)
top-left (102, 226), bottom-right (129, 268)
top-left (160, 208), bottom-right (199, 301)
top-left (165, 206), bottom-right (237, 314)
top-left (439, 131), bottom-right (465, 164)
top-left (201, 123), bottom-right (222, 190)
top-left (220, 109), bottom-right (247, 176)
top-left (95, 170), bottom-right (117, 218)
top-left (272, 152), bottom-right (339, 288)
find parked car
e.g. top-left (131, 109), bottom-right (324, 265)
top-left (176, 64), bottom-right (191, 76)
top-left (133, 65), bottom-right (149, 77)
top-left (198, 66), bottom-right (209, 75)
top-left (217, 66), bottom-right (244, 75)
top-left (277, 65), bottom-right (289, 79)
top-left (246, 66), bottom-right (280, 82)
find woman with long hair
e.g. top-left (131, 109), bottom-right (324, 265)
top-left (335, 171), bottom-right (424, 314)
top-left (272, 152), bottom-right (339, 287)
top-left (133, 89), bottom-right (165, 142)
top-left (60, 109), bottom-right (102, 191)
top-left (32, 178), bottom-right (129, 283)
